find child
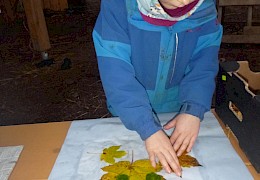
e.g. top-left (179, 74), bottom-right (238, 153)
top-left (93, 0), bottom-right (222, 177)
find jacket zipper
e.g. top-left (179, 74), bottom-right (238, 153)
top-left (170, 33), bottom-right (178, 83)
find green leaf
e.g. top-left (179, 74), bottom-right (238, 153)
top-left (116, 174), bottom-right (129, 180)
top-left (146, 172), bottom-right (164, 180)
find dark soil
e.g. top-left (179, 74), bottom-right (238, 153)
top-left (0, 3), bottom-right (259, 126)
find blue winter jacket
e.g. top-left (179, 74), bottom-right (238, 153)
top-left (93, 0), bottom-right (223, 140)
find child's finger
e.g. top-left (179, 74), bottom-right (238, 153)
top-left (148, 152), bottom-right (157, 168)
top-left (186, 136), bottom-right (197, 152)
top-left (163, 119), bottom-right (177, 130)
top-left (177, 136), bottom-right (190, 156)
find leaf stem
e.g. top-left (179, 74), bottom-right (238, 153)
top-left (131, 150), bottom-right (134, 164)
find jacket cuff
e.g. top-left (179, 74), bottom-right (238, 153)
top-left (137, 115), bottom-right (162, 141)
top-left (138, 125), bottom-right (162, 141)
top-left (179, 102), bottom-right (208, 121)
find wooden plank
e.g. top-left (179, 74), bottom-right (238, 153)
top-left (243, 26), bottom-right (260, 35)
top-left (247, 6), bottom-right (253, 26)
top-left (222, 35), bottom-right (260, 44)
top-left (22, 0), bottom-right (51, 51)
top-left (58, 0), bottom-right (68, 11)
top-left (219, 19), bottom-right (260, 23)
top-left (51, 0), bottom-right (56, 10)
top-left (42, 0), bottom-right (51, 10)
top-left (49, 0), bottom-right (58, 11)
top-left (219, 0), bottom-right (260, 6)
top-left (42, 0), bottom-right (67, 11)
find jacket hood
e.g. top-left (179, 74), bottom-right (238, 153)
top-left (137, 0), bottom-right (205, 21)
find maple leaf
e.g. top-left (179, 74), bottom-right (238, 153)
top-left (101, 159), bottom-right (164, 180)
top-left (101, 146), bottom-right (127, 164)
top-left (178, 153), bottom-right (202, 168)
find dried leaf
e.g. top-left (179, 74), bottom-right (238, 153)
top-left (178, 153), bottom-right (202, 168)
top-left (101, 159), bottom-right (164, 180)
top-left (101, 146), bottom-right (127, 164)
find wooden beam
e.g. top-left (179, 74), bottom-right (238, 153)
top-left (218, 0), bottom-right (260, 6)
top-left (58, 0), bottom-right (68, 11)
top-left (222, 35), bottom-right (260, 44)
top-left (42, 0), bottom-right (51, 10)
top-left (243, 26), bottom-right (260, 35)
top-left (50, 0), bottom-right (59, 11)
top-left (247, 6), bottom-right (253, 26)
top-left (42, 0), bottom-right (68, 11)
top-left (23, 0), bottom-right (51, 51)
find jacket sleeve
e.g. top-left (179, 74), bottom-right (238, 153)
top-left (179, 19), bottom-right (223, 120)
top-left (92, 0), bottom-right (162, 140)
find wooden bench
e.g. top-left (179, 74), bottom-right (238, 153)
top-left (218, 0), bottom-right (260, 43)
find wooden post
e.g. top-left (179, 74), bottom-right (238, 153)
top-left (58, 0), bottom-right (68, 11)
top-left (42, 0), bottom-right (68, 11)
top-left (247, 6), bottom-right (253, 26)
top-left (42, 0), bottom-right (51, 10)
top-left (22, 0), bottom-right (51, 51)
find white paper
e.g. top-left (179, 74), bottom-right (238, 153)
top-left (0, 145), bottom-right (23, 180)
top-left (49, 112), bottom-right (253, 180)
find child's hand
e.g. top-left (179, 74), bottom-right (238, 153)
top-left (159, 0), bottom-right (196, 9)
top-left (145, 130), bottom-right (182, 176)
top-left (164, 113), bottom-right (200, 156)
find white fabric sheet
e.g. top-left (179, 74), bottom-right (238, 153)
top-left (49, 112), bottom-right (253, 180)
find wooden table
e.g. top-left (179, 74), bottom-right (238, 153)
top-left (0, 121), bottom-right (70, 180)
top-left (0, 111), bottom-right (259, 180)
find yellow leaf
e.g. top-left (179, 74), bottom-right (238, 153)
top-left (101, 172), bottom-right (117, 180)
top-left (101, 159), bottom-right (164, 180)
top-left (101, 146), bottom-right (127, 164)
top-left (178, 153), bottom-right (202, 168)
